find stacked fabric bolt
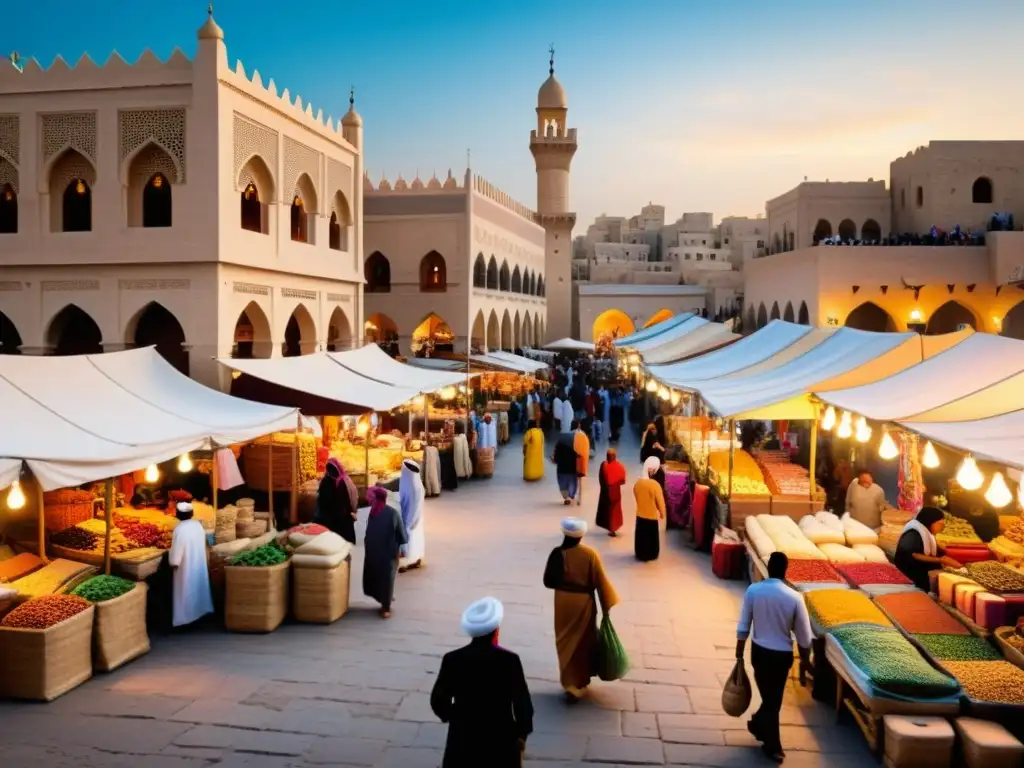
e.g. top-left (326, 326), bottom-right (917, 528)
top-left (875, 591), bottom-right (971, 635)
top-left (913, 634), bottom-right (1002, 662)
top-left (943, 661), bottom-right (1024, 705)
top-left (805, 589), bottom-right (893, 631)
top-left (830, 624), bottom-right (960, 698)
top-left (837, 563), bottom-right (913, 587)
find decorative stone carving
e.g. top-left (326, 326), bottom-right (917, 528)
top-left (281, 287), bottom-right (317, 301)
top-left (326, 293), bottom-right (351, 302)
top-left (42, 112), bottom-right (97, 164)
top-left (118, 108), bottom-right (186, 183)
top-left (41, 279), bottom-right (100, 292)
top-left (284, 137), bottom-right (320, 206)
top-left (0, 281), bottom-right (24, 291)
top-left (233, 281), bottom-right (270, 296)
top-left (0, 157), bottom-right (18, 194)
top-left (49, 149), bottom-right (96, 189)
top-left (233, 114), bottom-right (278, 192)
top-left (118, 279), bottom-right (190, 290)
top-left (127, 145), bottom-right (178, 186)
top-left (0, 115), bottom-right (19, 165)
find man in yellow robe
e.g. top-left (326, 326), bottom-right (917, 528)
top-left (573, 421), bottom-right (590, 506)
top-left (522, 420), bottom-right (545, 481)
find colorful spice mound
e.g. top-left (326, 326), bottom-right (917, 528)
top-left (71, 575), bottom-right (136, 603)
top-left (786, 560), bottom-right (843, 583)
top-left (287, 523), bottom-right (328, 537)
top-left (944, 661), bottom-right (1024, 704)
top-left (805, 589), bottom-right (892, 630)
top-left (230, 543), bottom-right (288, 567)
top-left (830, 625), bottom-right (960, 697)
top-left (1, 594), bottom-right (91, 629)
top-left (0, 553), bottom-right (44, 583)
top-left (937, 513), bottom-right (982, 546)
top-left (875, 591), bottom-right (971, 635)
top-left (1004, 632), bottom-right (1024, 653)
top-left (50, 526), bottom-right (99, 551)
top-left (115, 518), bottom-right (169, 549)
top-left (913, 634), bottom-right (1002, 661)
top-left (837, 563), bottom-right (912, 587)
top-left (965, 562), bottom-right (1024, 594)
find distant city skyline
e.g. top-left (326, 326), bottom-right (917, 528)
top-left (7, 0), bottom-right (1024, 230)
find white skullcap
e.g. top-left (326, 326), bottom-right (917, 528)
top-left (644, 456), bottom-right (661, 477)
top-left (461, 596), bottom-right (503, 638)
top-left (561, 517), bottom-right (587, 539)
top-left (176, 501), bottom-right (194, 513)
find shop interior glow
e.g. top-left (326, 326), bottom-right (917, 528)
top-left (5, 480), bottom-right (25, 510)
top-left (956, 455), bottom-right (984, 491)
top-left (836, 411), bottom-right (853, 439)
top-left (922, 441), bottom-right (940, 469)
top-left (438, 386), bottom-right (457, 401)
top-left (1018, 479), bottom-right (1024, 509)
top-left (821, 406), bottom-right (836, 431)
top-left (985, 471), bottom-right (1013, 508)
top-left (645, 379), bottom-right (658, 393)
top-left (355, 421), bottom-right (369, 437)
top-left (144, 464), bottom-right (160, 484)
top-left (878, 431), bottom-right (899, 460)
top-left (177, 453), bottom-right (193, 473)
top-left (629, 364), bottom-right (639, 374)
top-left (855, 416), bottom-right (872, 444)
top-left (412, 395), bottom-right (426, 409)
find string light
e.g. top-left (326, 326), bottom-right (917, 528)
top-left (658, 386), bottom-right (670, 401)
top-left (836, 411), bottom-right (853, 439)
top-left (821, 406), bottom-right (836, 431)
top-left (956, 455), bottom-right (984, 491)
top-left (645, 379), bottom-right (658, 393)
top-left (985, 471), bottom-right (1012, 508)
top-left (144, 464), bottom-right (160, 484)
top-left (670, 390), bottom-right (682, 407)
top-left (177, 453), bottom-right (193, 473)
top-left (878, 431), bottom-right (899, 460)
top-left (855, 416), bottom-right (872, 444)
top-left (5, 480), bottom-right (25, 510)
top-left (922, 441), bottom-right (940, 469)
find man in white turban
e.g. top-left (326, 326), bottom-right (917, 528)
top-left (431, 597), bottom-right (534, 767)
top-left (168, 502), bottom-right (213, 628)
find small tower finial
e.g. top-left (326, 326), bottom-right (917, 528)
top-left (208, 2), bottom-right (213, 16)
top-left (548, 44), bottom-right (555, 76)
top-left (349, 85), bottom-right (355, 108)
top-left (466, 148), bottom-right (471, 169)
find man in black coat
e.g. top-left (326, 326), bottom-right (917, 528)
top-left (430, 597), bottom-right (534, 767)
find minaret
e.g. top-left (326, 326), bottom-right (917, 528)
top-left (530, 46), bottom-right (577, 342)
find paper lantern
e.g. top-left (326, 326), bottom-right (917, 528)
top-left (985, 471), bottom-right (1012, 509)
top-left (922, 441), bottom-right (940, 469)
top-left (5, 480), bottom-right (25, 510)
top-left (177, 453), bottom-right (193, 473)
top-left (878, 431), bottom-right (899, 460)
top-left (821, 406), bottom-right (837, 431)
top-left (855, 417), bottom-right (872, 444)
top-left (956, 455), bottom-right (984, 491)
top-left (837, 411), bottom-right (853, 439)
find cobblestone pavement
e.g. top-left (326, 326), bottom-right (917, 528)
top-left (0, 429), bottom-right (876, 767)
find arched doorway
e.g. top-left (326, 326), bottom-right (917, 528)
top-left (845, 302), bottom-right (897, 332)
top-left (520, 312), bottom-right (533, 347)
top-left (643, 308), bottom-right (674, 328)
top-left (49, 149), bottom-right (94, 232)
top-left (0, 182), bottom-right (17, 234)
top-left (326, 307), bottom-right (353, 352)
top-left (364, 252), bottom-right (391, 293)
top-left (232, 302), bottom-right (272, 359)
top-left (514, 311), bottom-right (522, 351)
top-left (486, 257), bottom-right (499, 290)
top-left (0, 310), bottom-right (22, 354)
top-left (1001, 301), bottom-right (1024, 340)
top-left (926, 301), bottom-right (977, 335)
top-left (592, 309), bottom-right (635, 343)
top-left (127, 143), bottom-right (176, 228)
top-left (501, 310), bottom-right (513, 351)
top-left (756, 303), bottom-right (768, 328)
top-left (770, 302), bottom-right (781, 321)
top-left (838, 219), bottom-right (856, 242)
top-left (972, 177), bottom-right (993, 205)
top-left (411, 313), bottom-right (455, 356)
top-left (471, 310), bottom-right (486, 351)
top-left (499, 261), bottom-right (511, 291)
top-left (861, 219), bottom-right (881, 242)
top-left (129, 302), bottom-right (188, 374)
top-left (486, 310), bottom-right (500, 351)
top-left (365, 312), bottom-right (399, 356)
top-left (798, 302), bottom-right (810, 325)
top-left (783, 302), bottom-right (795, 322)
top-left (47, 304), bottom-right (102, 356)
top-left (283, 305), bottom-right (316, 357)
top-left (813, 219), bottom-right (832, 244)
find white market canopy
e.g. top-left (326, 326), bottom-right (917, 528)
top-left (487, 350), bottom-right (549, 373)
top-left (543, 338), bottom-right (595, 352)
top-left (470, 353), bottom-right (543, 373)
top-left (898, 412), bottom-right (1024, 470)
top-left (613, 313), bottom-right (694, 348)
top-left (637, 321), bottom-right (740, 365)
top-left (626, 315), bottom-right (709, 354)
top-left (0, 347), bottom-right (299, 491)
top-left (405, 357), bottom-right (467, 372)
top-left (326, 345), bottom-right (467, 390)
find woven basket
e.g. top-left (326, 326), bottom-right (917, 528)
top-left (0, 605), bottom-right (95, 701)
top-left (215, 506), bottom-right (239, 544)
top-left (224, 561), bottom-right (289, 633)
top-left (93, 583), bottom-right (150, 672)
top-left (42, 489), bottom-right (96, 533)
top-left (292, 558), bottom-right (350, 624)
top-left (236, 519), bottom-right (267, 539)
top-left (236, 506), bottom-right (255, 522)
top-left (243, 442), bottom-right (297, 491)
top-left (476, 447), bottom-right (495, 478)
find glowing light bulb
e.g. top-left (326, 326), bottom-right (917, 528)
top-left (855, 416), bottom-right (872, 444)
top-left (878, 431), bottom-right (899, 460)
top-left (836, 411), bottom-right (853, 439)
top-left (75, 179), bottom-right (86, 195)
top-left (910, 308), bottom-right (923, 323)
top-left (670, 390), bottom-right (682, 407)
top-left (412, 395), bottom-right (426, 409)
top-left (646, 379), bottom-right (658, 393)
top-left (658, 386), bottom-right (670, 401)
top-left (6, 480), bottom-right (25, 510)
top-left (355, 421), bottom-right (369, 437)
top-left (956, 455), bottom-right (984, 491)
top-left (821, 406), bottom-right (836, 431)
top-left (1017, 480), bottom-right (1024, 509)
top-left (144, 464), bottom-right (160, 484)
top-left (439, 386), bottom-right (457, 401)
top-left (985, 471), bottom-right (1012, 508)
top-left (177, 453), bottom-right (193, 473)
top-left (922, 441), bottom-right (940, 469)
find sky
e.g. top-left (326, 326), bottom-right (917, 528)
top-left (7, 0), bottom-right (1024, 230)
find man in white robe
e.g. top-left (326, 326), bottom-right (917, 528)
top-left (399, 459), bottom-right (427, 571)
top-left (552, 394), bottom-right (565, 432)
top-left (559, 397), bottom-right (573, 434)
top-left (168, 502), bottom-right (214, 628)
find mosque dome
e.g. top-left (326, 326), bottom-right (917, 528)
top-left (197, 6), bottom-right (224, 40)
top-left (342, 87), bottom-right (362, 127)
top-left (538, 75), bottom-right (567, 109)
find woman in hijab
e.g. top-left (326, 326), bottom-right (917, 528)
top-left (363, 485), bottom-right (408, 618)
top-left (399, 459), bottom-right (426, 571)
top-left (595, 449), bottom-right (626, 536)
top-left (895, 507), bottom-right (962, 591)
top-left (313, 458), bottom-right (358, 545)
top-left (523, 419), bottom-right (545, 481)
top-left (633, 456), bottom-right (666, 561)
top-left (543, 518), bottom-right (619, 702)
top-left (640, 420), bottom-right (668, 493)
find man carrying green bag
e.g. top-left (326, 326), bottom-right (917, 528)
top-left (596, 613), bottom-right (629, 681)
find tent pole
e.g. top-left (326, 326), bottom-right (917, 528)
top-left (728, 419), bottom-right (735, 499)
top-left (424, 397), bottom-right (431, 447)
top-left (291, 413), bottom-right (300, 524)
top-left (103, 478), bottom-right (113, 575)
top-left (36, 479), bottom-right (48, 564)
top-left (809, 412), bottom-right (819, 501)
top-left (364, 411), bottom-right (371, 493)
top-left (267, 435), bottom-right (274, 524)
top-left (212, 449), bottom-right (219, 511)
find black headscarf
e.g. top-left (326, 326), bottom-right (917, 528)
top-left (916, 506), bottom-right (945, 529)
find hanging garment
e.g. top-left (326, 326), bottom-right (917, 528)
top-left (214, 447), bottom-right (245, 490)
top-left (423, 446), bottom-right (442, 497)
top-left (453, 434), bottom-right (473, 478)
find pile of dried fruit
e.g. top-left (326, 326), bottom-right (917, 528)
top-left (50, 526), bottom-right (98, 551)
top-left (115, 518), bottom-right (170, 549)
top-left (937, 513), bottom-right (982, 546)
top-left (837, 563), bottom-right (912, 586)
top-left (965, 562), bottom-right (1024, 593)
top-left (805, 589), bottom-right (893, 630)
top-left (943, 660), bottom-right (1024, 704)
top-left (875, 591), bottom-right (971, 635)
top-left (913, 633), bottom-right (1002, 661)
top-left (1004, 632), bottom-right (1024, 653)
top-left (1, 594), bottom-right (91, 629)
top-left (71, 575), bottom-right (136, 603)
top-left (830, 625), bottom-right (960, 697)
top-left (76, 519), bottom-right (134, 553)
top-left (785, 560), bottom-right (843, 583)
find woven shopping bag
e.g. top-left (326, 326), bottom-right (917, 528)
top-left (721, 659), bottom-right (752, 717)
top-left (595, 614), bottom-right (630, 681)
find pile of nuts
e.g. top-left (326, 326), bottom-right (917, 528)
top-left (944, 660), bottom-right (1024, 704)
top-left (49, 526), bottom-right (99, 551)
top-left (966, 561), bottom-right (1024, 593)
top-left (1, 594), bottom-right (91, 629)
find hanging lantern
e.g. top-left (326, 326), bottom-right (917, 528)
top-left (439, 386), bottom-right (457, 401)
top-left (658, 386), bottom-right (670, 401)
top-left (985, 471), bottom-right (1013, 508)
top-left (922, 441), bottom-right (940, 469)
top-left (646, 379), bottom-right (658, 393)
top-left (878, 431), bottom-right (899, 460)
top-left (177, 453), bottom-right (194, 473)
top-left (855, 416), bottom-right (872, 444)
top-left (144, 464), bottom-right (160, 484)
top-left (821, 406), bottom-right (837, 431)
top-left (836, 411), bottom-right (853, 439)
top-left (670, 390), bottom-right (682, 407)
top-left (5, 480), bottom-right (25, 510)
top-left (956, 455), bottom-right (984, 491)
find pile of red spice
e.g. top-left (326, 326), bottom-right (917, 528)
top-left (837, 563), bottom-right (912, 587)
top-left (785, 559), bottom-right (843, 583)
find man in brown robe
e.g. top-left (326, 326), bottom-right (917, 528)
top-left (542, 517), bottom-right (620, 701)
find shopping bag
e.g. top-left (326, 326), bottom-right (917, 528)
top-left (595, 614), bottom-right (630, 681)
top-left (721, 659), bottom-right (752, 717)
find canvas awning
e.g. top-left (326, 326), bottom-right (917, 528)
top-left (898, 412), bottom-right (1024, 470)
top-left (487, 351), bottom-right (549, 373)
top-left (638, 322), bottom-right (740, 364)
top-left (405, 357), bottom-right (467, 372)
top-left (614, 313), bottom-right (694, 348)
top-left (543, 338), bottom-right (595, 352)
top-left (470, 354), bottom-right (542, 373)
top-left (327, 344), bottom-right (467, 391)
top-left (628, 315), bottom-right (709, 354)
top-left (0, 347), bottom-right (298, 491)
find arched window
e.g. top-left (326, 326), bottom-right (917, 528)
top-left (861, 219), bottom-right (881, 242)
top-left (142, 173), bottom-right (172, 228)
top-left (537, 276), bottom-right (545, 297)
top-left (0, 184), bottom-right (16, 234)
top-left (486, 256), bottom-right (499, 290)
top-left (528, 272), bottom-right (536, 295)
top-left (364, 251), bottom-right (391, 293)
top-left (62, 178), bottom-right (92, 232)
top-left (473, 253), bottom-right (486, 288)
top-left (812, 219), bottom-right (832, 244)
top-left (237, 155), bottom-right (275, 235)
top-left (290, 194), bottom-right (308, 243)
top-left (838, 219), bottom-right (856, 242)
top-left (916, 186), bottom-right (924, 208)
top-left (330, 191), bottom-right (351, 251)
top-left (511, 266), bottom-right (522, 293)
top-left (241, 183), bottom-right (262, 233)
top-left (499, 261), bottom-right (510, 291)
top-left (798, 301), bottom-right (810, 325)
top-left (420, 251), bottom-right (447, 292)
top-left (787, 232), bottom-right (795, 251)
top-left (972, 177), bottom-right (993, 205)
top-left (329, 213), bottom-right (341, 250)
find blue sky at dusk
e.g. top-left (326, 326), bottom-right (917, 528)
top-left (6, 1), bottom-right (1024, 229)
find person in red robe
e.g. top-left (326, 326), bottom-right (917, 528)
top-left (595, 449), bottom-right (626, 536)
